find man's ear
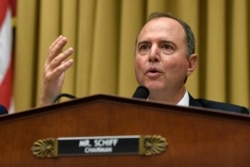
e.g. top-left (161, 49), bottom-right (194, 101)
top-left (187, 54), bottom-right (198, 76)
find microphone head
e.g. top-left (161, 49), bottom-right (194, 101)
top-left (132, 86), bottom-right (150, 99)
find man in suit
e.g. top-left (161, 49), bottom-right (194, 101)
top-left (40, 12), bottom-right (249, 114)
top-left (134, 12), bottom-right (249, 114)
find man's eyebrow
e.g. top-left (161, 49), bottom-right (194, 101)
top-left (160, 40), bottom-right (177, 46)
top-left (137, 41), bottom-right (151, 46)
top-left (160, 40), bottom-right (174, 43)
top-left (138, 40), bottom-right (175, 45)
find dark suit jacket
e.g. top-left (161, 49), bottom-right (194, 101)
top-left (189, 94), bottom-right (249, 114)
top-left (0, 105), bottom-right (8, 115)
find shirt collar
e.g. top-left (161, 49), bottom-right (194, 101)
top-left (177, 91), bottom-right (189, 107)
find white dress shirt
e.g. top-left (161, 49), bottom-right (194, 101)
top-left (177, 91), bottom-right (189, 107)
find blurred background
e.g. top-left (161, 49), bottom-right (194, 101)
top-left (1, 0), bottom-right (249, 113)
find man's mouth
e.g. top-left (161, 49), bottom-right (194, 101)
top-left (149, 69), bottom-right (158, 73)
top-left (146, 68), bottom-right (162, 77)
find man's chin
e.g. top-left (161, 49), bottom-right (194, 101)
top-left (146, 84), bottom-right (165, 92)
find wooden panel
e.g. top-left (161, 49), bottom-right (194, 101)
top-left (0, 94), bottom-right (250, 166)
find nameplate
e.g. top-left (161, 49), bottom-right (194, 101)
top-left (31, 135), bottom-right (167, 158)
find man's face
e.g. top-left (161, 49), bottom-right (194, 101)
top-left (135, 17), bottom-right (194, 97)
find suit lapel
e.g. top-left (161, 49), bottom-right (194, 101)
top-left (188, 93), bottom-right (202, 107)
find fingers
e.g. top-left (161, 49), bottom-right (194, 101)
top-left (49, 47), bottom-right (74, 72)
top-left (51, 57), bottom-right (74, 79)
top-left (49, 35), bottom-right (64, 50)
top-left (47, 35), bottom-right (68, 63)
top-left (45, 35), bottom-right (74, 76)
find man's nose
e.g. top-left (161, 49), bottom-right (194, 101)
top-left (149, 45), bottom-right (160, 62)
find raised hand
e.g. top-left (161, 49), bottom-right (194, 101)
top-left (40, 35), bottom-right (74, 106)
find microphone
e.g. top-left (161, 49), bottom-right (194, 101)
top-left (0, 105), bottom-right (8, 115)
top-left (52, 93), bottom-right (77, 104)
top-left (132, 86), bottom-right (150, 99)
